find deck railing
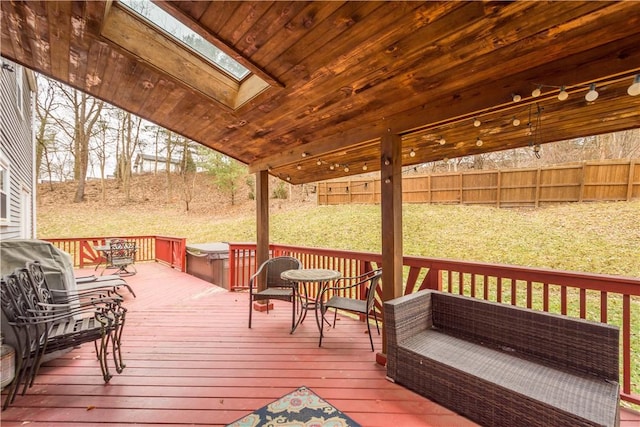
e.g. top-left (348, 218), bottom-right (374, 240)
top-left (43, 235), bottom-right (186, 272)
top-left (228, 242), bottom-right (640, 406)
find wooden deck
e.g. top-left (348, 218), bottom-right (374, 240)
top-left (2, 263), bottom-right (639, 426)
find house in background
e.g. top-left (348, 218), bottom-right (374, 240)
top-left (133, 153), bottom-right (182, 174)
top-left (134, 151), bottom-right (205, 174)
top-left (0, 57), bottom-right (37, 240)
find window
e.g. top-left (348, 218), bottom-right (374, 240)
top-left (0, 154), bottom-right (10, 224)
top-left (104, 1), bottom-right (272, 110)
top-left (120, 0), bottom-right (250, 81)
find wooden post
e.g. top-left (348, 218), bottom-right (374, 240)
top-left (496, 170), bottom-right (501, 208)
top-left (535, 168), bottom-right (541, 208)
top-left (626, 160), bottom-right (635, 201)
top-left (578, 162), bottom-right (586, 202)
top-left (379, 131), bottom-right (403, 364)
top-left (256, 170), bottom-right (269, 293)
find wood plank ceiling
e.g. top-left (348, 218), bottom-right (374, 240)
top-left (2, 1), bottom-right (640, 184)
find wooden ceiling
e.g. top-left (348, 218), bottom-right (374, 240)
top-left (2, 1), bottom-right (640, 184)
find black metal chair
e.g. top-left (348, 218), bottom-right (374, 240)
top-left (103, 239), bottom-right (137, 276)
top-left (0, 262), bottom-right (127, 409)
top-left (319, 269), bottom-right (382, 351)
top-left (248, 256), bottom-right (302, 333)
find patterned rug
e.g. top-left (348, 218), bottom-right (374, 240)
top-left (226, 386), bottom-right (361, 427)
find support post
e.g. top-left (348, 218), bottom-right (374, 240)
top-left (256, 170), bottom-right (270, 293)
top-left (379, 131), bottom-right (403, 363)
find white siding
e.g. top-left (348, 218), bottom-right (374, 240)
top-left (0, 60), bottom-right (35, 240)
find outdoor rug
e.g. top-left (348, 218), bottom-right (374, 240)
top-left (225, 386), bottom-right (361, 427)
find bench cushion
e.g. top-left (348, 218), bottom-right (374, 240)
top-left (396, 330), bottom-right (619, 427)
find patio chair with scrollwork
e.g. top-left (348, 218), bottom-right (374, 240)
top-left (0, 262), bottom-right (127, 409)
top-left (102, 239), bottom-right (137, 276)
top-left (319, 269), bottom-right (382, 351)
top-left (248, 256), bottom-right (302, 333)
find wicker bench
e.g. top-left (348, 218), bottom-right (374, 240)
top-left (384, 290), bottom-right (620, 427)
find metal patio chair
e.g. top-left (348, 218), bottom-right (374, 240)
top-left (319, 269), bottom-right (382, 351)
top-left (0, 262), bottom-right (127, 409)
top-left (102, 239), bottom-right (137, 276)
top-left (248, 256), bottom-right (302, 333)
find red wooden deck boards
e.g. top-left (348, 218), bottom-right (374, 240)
top-left (2, 263), bottom-right (638, 426)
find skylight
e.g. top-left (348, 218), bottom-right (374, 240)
top-left (119, 0), bottom-right (250, 81)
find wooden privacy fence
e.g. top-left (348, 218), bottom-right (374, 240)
top-left (317, 159), bottom-right (640, 207)
top-left (228, 242), bottom-right (640, 406)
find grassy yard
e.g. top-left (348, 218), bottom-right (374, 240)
top-left (38, 198), bottom-right (640, 277)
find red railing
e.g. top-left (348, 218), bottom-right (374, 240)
top-left (228, 242), bottom-right (640, 406)
top-left (44, 235), bottom-right (186, 272)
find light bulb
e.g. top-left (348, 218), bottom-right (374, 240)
top-left (344, 166), bottom-right (349, 172)
top-left (362, 163), bottom-right (368, 171)
top-left (512, 93), bottom-right (521, 102)
top-left (476, 138), bottom-right (483, 147)
top-left (443, 157), bottom-right (449, 163)
top-left (329, 164), bottom-right (335, 170)
top-left (473, 118), bottom-right (481, 127)
top-left (286, 176), bottom-right (291, 181)
top-left (585, 84), bottom-right (599, 102)
top-left (384, 158), bottom-right (390, 166)
top-left (439, 137), bottom-right (446, 145)
top-left (296, 164), bottom-right (302, 170)
top-left (628, 75), bottom-right (640, 96)
top-left (531, 87), bottom-right (542, 97)
top-left (512, 117), bottom-right (520, 126)
top-left (316, 159), bottom-right (322, 166)
top-left (558, 86), bottom-right (569, 101)
top-left (301, 152), bottom-right (308, 157)
top-left (409, 149), bottom-right (416, 157)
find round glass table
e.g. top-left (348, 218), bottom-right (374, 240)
top-left (281, 269), bottom-right (342, 333)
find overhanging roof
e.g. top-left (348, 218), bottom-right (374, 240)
top-left (2, 1), bottom-right (639, 184)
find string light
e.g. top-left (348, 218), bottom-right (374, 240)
top-left (409, 148), bottom-right (416, 157)
top-left (301, 152), bottom-right (308, 158)
top-left (476, 137), bottom-right (483, 147)
top-left (512, 93), bottom-right (522, 102)
top-left (296, 164), bottom-right (302, 170)
top-left (512, 117), bottom-right (520, 126)
top-left (316, 159), bottom-right (322, 166)
top-left (628, 75), bottom-right (640, 96)
top-left (557, 86), bottom-right (569, 101)
top-left (286, 176), bottom-right (291, 181)
top-left (473, 118), bottom-right (481, 127)
top-left (585, 83), bottom-right (599, 102)
top-left (344, 165), bottom-right (350, 172)
top-left (384, 158), bottom-right (391, 166)
top-left (329, 164), bottom-right (335, 170)
top-left (531, 86), bottom-right (542, 97)
top-left (439, 136), bottom-right (446, 145)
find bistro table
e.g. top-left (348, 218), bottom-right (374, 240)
top-left (93, 244), bottom-right (112, 271)
top-left (281, 268), bottom-right (342, 333)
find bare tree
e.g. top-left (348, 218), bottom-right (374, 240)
top-left (34, 80), bottom-right (59, 190)
top-left (94, 118), bottom-right (111, 202)
top-left (179, 138), bottom-right (197, 211)
top-left (163, 130), bottom-right (179, 202)
top-left (115, 111), bottom-right (142, 201)
top-left (48, 82), bottom-right (104, 202)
